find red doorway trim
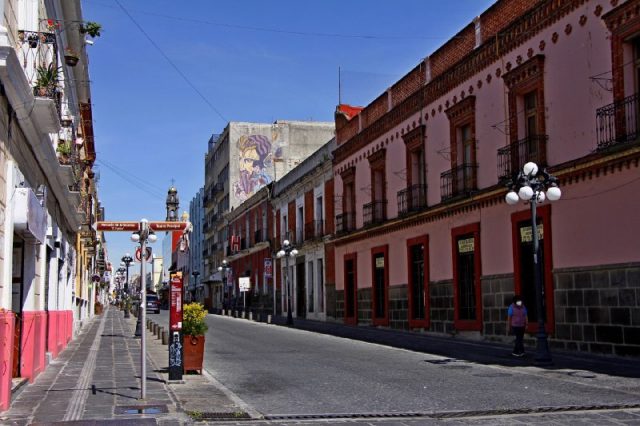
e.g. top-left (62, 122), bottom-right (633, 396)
top-left (511, 204), bottom-right (554, 334)
top-left (407, 235), bottom-right (430, 329)
top-left (343, 252), bottom-right (358, 326)
top-left (451, 223), bottom-right (482, 331)
top-left (371, 245), bottom-right (389, 327)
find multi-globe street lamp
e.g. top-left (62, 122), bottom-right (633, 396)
top-left (505, 161), bottom-right (561, 364)
top-left (218, 260), bottom-right (232, 312)
top-left (121, 254), bottom-right (133, 318)
top-left (277, 239), bottom-right (298, 326)
top-left (116, 267), bottom-right (125, 300)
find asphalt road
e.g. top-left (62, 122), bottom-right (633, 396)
top-left (153, 311), bottom-right (640, 419)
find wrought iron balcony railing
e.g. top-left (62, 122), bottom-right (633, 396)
top-left (304, 220), bottom-right (324, 241)
top-left (440, 163), bottom-right (478, 201)
top-left (363, 200), bottom-right (387, 227)
top-left (335, 212), bottom-right (356, 234)
top-left (596, 92), bottom-right (640, 150)
top-left (497, 134), bottom-right (548, 181)
top-left (254, 229), bottom-right (265, 244)
top-left (397, 184), bottom-right (427, 216)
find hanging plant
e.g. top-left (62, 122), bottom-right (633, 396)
top-left (79, 21), bottom-right (102, 38)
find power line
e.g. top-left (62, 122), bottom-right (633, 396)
top-left (88, 0), bottom-right (453, 41)
top-left (114, 0), bottom-right (228, 124)
top-left (96, 157), bottom-right (166, 192)
top-left (96, 158), bottom-right (165, 200)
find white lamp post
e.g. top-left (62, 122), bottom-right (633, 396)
top-left (277, 239), bottom-right (298, 326)
top-left (505, 162), bottom-right (561, 364)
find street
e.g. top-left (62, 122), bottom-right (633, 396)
top-left (155, 311), bottom-right (640, 420)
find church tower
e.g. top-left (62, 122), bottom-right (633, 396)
top-left (166, 186), bottom-right (179, 221)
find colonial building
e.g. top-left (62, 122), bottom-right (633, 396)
top-left (331, 0), bottom-right (640, 356)
top-left (0, 0), bottom-right (101, 410)
top-left (202, 121), bottom-right (334, 311)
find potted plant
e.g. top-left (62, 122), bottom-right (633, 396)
top-left (34, 63), bottom-right (59, 97)
top-left (79, 21), bottom-right (102, 38)
top-left (56, 140), bottom-right (71, 164)
top-left (182, 302), bottom-right (208, 374)
top-left (64, 48), bottom-right (79, 67)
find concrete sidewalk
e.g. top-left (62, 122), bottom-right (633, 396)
top-left (0, 306), bottom-right (244, 425)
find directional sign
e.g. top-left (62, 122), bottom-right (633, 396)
top-left (148, 221), bottom-right (188, 232)
top-left (96, 221), bottom-right (141, 232)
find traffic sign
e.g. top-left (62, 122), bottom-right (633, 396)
top-left (135, 247), bottom-right (152, 262)
top-left (96, 221), bottom-right (141, 232)
top-left (239, 277), bottom-right (251, 292)
top-left (148, 221), bottom-right (188, 231)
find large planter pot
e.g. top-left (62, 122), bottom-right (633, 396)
top-left (183, 334), bottom-right (205, 374)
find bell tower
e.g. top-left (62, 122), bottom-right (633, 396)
top-left (166, 186), bottom-right (179, 222)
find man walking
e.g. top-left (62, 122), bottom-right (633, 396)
top-left (508, 295), bottom-right (528, 357)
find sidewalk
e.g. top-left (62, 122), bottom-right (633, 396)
top-left (0, 306), bottom-right (243, 425)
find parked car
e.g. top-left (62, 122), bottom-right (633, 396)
top-left (146, 294), bottom-right (160, 314)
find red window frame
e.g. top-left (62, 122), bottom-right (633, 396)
top-left (451, 223), bottom-right (482, 331)
top-left (511, 204), bottom-right (554, 334)
top-left (370, 244), bottom-right (389, 327)
top-left (407, 235), bottom-right (429, 329)
top-left (343, 252), bottom-right (358, 326)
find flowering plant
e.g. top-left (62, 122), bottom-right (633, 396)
top-left (183, 303), bottom-right (208, 336)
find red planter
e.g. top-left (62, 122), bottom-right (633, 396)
top-left (183, 335), bottom-right (205, 374)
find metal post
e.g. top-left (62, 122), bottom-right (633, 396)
top-left (124, 263), bottom-right (130, 318)
top-left (531, 197), bottom-right (551, 364)
top-left (286, 255), bottom-right (293, 326)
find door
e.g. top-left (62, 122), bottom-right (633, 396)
top-left (296, 259), bottom-right (306, 318)
top-left (344, 254), bottom-right (357, 325)
top-left (408, 235), bottom-right (429, 329)
top-left (371, 246), bottom-right (389, 326)
top-left (12, 238), bottom-right (24, 378)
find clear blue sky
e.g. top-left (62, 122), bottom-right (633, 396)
top-left (83, 0), bottom-right (495, 264)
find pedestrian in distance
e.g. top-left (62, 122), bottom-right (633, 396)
top-left (508, 295), bottom-right (528, 357)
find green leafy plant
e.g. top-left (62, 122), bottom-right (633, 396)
top-left (183, 303), bottom-right (208, 336)
top-left (80, 21), bottom-right (102, 38)
top-left (56, 141), bottom-right (71, 156)
top-left (35, 63), bottom-right (60, 89)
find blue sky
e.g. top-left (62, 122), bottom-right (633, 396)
top-left (83, 0), bottom-right (496, 264)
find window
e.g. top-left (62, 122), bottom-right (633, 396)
top-left (317, 258), bottom-right (324, 313)
top-left (443, 97), bottom-right (477, 200)
top-left (366, 150), bottom-right (386, 225)
top-left (308, 261), bottom-right (314, 313)
top-left (452, 223), bottom-right (482, 331)
top-left (344, 253), bottom-right (357, 325)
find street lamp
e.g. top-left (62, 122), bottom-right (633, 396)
top-left (116, 267), bottom-right (125, 299)
top-left (121, 254), bottom-right (133, 318)
top-left (218, 260), bottom-right (231, 313)
top-left (505, 161), bottom-right (561, 365)
top-left (277, 239), bottom-right (298, 326)
top-left (192, 271), bottom-right (200, 303)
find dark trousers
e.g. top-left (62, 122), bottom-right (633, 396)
top-left (512, 326), bottom-right (525, 354)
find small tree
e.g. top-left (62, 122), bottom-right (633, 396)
top-left (183, 303), bottom-right (208, 336)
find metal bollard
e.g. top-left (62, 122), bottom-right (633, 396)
top-left (267, 314), bottom-right (272, 324)
top-left (157, 326), bottom-right (163, 339)
top-left (162, 330), bottom-right (169, 345)
top-left (152, 323), bottom-right (157, 334)
top-left (249, 312), bottom-right (253, 321)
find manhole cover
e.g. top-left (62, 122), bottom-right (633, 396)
top-left (190, 411), bottom-right (251, 420)
top-left (115, 404), bottom-right (168, 415)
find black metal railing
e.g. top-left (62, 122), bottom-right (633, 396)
top-left (440, 163), bottom-right (478, 201)
top-left (335, 212), bottom-right (356, 234)
top-left (596, 93), bottom-right (640, 150)
top-left (213, 182), bottom-right (224, 195)
top-left (254, 229), bottom-right (265, 244)
top-left (305, 220), bottom-right (324, 241)
top-left (397, 184), bottom-right (427, 216)
top-left (363, 200), bottom-right (387, 227)
top-left (497, 135), bottom-right (548, 180)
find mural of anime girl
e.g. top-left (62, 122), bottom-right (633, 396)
top-left (234, 134), bottom-right (273, 202)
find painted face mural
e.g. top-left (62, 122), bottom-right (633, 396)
top-left (234, 134), bottom-right (273, 202)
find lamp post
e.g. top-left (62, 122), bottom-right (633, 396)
top-left (218, 260), bottom-right (231, 313)
top-left (121, 254), bottom-right (133, 318)
top-left (192, 271), bottom-right (200, 303)
top-left (277, 239), bottom-right (298, 326)
top-left (116, 267), bottom-right (125, 301)
top-left (129, 219), bottom-right (157, 400)
top-left (505, 161), bottom-right (561, 365)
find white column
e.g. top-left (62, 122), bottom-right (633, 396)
top-left (0, 160), bottom-right (14, 310)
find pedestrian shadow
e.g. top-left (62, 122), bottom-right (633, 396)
top-left (48, 385), bottom-right (140, 399)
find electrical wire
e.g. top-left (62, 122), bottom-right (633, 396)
top-left (95, 158), bottom-right (165, 200)
top-left (96, 157), bottom-right (166, 193)
top-left (114, 0), bottom-right (228, 124)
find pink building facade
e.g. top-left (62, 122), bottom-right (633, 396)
top-left (331, 0), bottom-right (640, 356)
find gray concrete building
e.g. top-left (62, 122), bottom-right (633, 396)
top-left (203, 121), bottom-right (334, 311)
top-left (188, 187), bottom-right (205, 303)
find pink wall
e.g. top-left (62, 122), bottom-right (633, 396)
top-left (0, 312), bottom-right (15, 411)
top-left (47, 310), bottom-right (70, 359)
top-left (20, 311), bottom-right (47, 383)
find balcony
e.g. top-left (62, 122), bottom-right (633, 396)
top-left (363, 200), bottom-right (387, 227)
top-left (397, 184), bottom-right (427, 216)
top-left (497, 135), bottom-right (548, 181)
top-left (254, 229), bottom-right (265, 244)
top-left (304, 220), bottom-right (324, 241)
top-left (440, 163), bottom-right (478, 201)
top-left (213, 182), bottom-right (224, 196)
top-left (17, 30), bottom-right (62, 132)
top-left (596, 92), bottom-right (640, 150)
top-left (335, 212), bottom-right (356, 234)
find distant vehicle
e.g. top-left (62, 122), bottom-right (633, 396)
top-left (146, 294), bottom-right (160, 314)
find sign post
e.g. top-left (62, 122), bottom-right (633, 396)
top-left (169, 272), bottom-right (184, 381)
